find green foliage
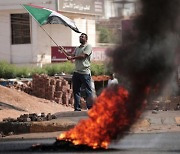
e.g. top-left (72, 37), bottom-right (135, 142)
top-left (0, 61), bottom-right (16, 78)
top-left (97, 25), bottom-right (119, 43)
top-left (91, 62), bottom-right (109, 75)
top-left (43, 62), bottom-right (75, 76)
top-left (0, 61), bottom-right (109, 79)
top-left (43, 64), bottom-right (60, 76)
top-left (16, 67), bottom-right (31, 78)
top-left (98, 26), bottom-right (112, 43)
top-left (0, 61), bottom-right (47, 79)
top-left (30, 67), bottom-right (47, 76)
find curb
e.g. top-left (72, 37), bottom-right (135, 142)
top-left (54, 111), bottom-right (88, 118)
top-left (29, 119), bottom-right (76, 133)
top-left (0, 111), bottom-right (87, 135)
top-left (0, 119), bottom-right (76, 135)
top-left (0, 111), bottom-right (179, 136)
top-left (0, 122), bottom-right (30, 135)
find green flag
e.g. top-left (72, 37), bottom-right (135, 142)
top-left (22, 4), bottom-right (81, 33)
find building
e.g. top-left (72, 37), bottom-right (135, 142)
top-left (0, 0), bottom-right (104, 66)
top-left (97, 0), bottom-right (138, 44)
top-left (104, 0), bottom-right (137, 19)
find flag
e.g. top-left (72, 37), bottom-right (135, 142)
top-left (22, 4), bottom-right (81, 33)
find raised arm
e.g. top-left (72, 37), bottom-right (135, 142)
top-left (58, 46), bottom-right (75, 57)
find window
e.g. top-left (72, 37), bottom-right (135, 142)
top-left (11, 13), bottom-right (31, 44)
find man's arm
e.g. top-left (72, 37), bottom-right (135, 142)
top-left (67, 53), bottom-right (88, 60)
top-left (67, 44), bottom-right (92, 61)
top-left (58, 46), bottom-right (75, 57)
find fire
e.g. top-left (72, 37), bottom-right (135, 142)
top-left (57, 86), bottom-right (144, 149)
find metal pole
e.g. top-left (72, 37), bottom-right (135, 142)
top-left (40, 26), bottom-right (69, 57)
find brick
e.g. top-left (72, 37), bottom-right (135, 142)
top-left (54, 98), bottom-right (62, 104)
top-left (61, 80), bottom-right (68, 86)
top-left (54, 91), bottom-right (63, 98)
top-left (11, 74), bottom-right (73, 106)
top-left (50, 79), bottom-right (56, 85)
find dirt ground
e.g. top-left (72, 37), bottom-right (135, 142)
top-left (0, 85), bottom-right (73, 122)
top-left (0, 75), bottom-right (110, 122)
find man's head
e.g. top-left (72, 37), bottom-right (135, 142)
top-left (79, 33), bottom-right (88, 44)
top-left (110, 73), bottom-right (115, 79)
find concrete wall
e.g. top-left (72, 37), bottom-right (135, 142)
top-left (35, 23), bottom-right (73, 65)
top-left (87, 19), bottom-right (96, 47)
top-left (0, 9), bottom-right (36, 64)
top-left (0, 11), bottom-right (11, 62)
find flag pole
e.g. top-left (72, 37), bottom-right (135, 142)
top-left (21, 4), bottom-right (69, 57)
top-left (39, 26), bottom-right (69, 57)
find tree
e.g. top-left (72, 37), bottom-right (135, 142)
top-left (98, 26), bottom-right (112, 43)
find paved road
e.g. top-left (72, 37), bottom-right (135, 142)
top-left (0, 132), bottom-right (180, 153)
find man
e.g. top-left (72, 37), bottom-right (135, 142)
top-left (107, 73), bottom-right (118, 87)
top-left (61, 33), bottom-right (93, 111)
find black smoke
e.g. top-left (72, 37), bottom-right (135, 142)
top-left (111, 0), bottom-right (179, 97)
top-left (108, 0), bottom-right (180, 124)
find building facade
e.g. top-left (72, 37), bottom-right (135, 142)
top-left (104, 0), bottom-right (137, 19)
top-left (0, 0), bottom-right (104, 66)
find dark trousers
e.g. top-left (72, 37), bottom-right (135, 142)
top-left (72, 72), bottom-right (93, 110)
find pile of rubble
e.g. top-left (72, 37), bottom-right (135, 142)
top-left (2, 112), bottom-right (57, 122)
top-left (149, 96), bottom-right (180, 111)
top-left (8, 80), bottom-right (33, 94)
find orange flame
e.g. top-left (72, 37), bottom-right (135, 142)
top-left (57, 86), bottom-right (143, 149)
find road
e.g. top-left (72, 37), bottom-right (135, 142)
top-left (0, 132), bottom-right (180, 153)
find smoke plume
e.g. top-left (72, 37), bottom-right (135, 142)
top-left (112, 0), bottom-right (180, 102)
top-left (106, 0), bottom-right (180, 137)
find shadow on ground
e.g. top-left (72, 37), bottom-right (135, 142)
top-left (0, 102), bottom-right (26, 111)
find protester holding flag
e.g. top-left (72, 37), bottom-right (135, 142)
top-left (23, 4), bottom-right (92, 111)
top-left (60, 33), bottom-right (93, 111)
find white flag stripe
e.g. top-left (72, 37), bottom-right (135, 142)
top-left (45, 8), bottom-right (78, 30)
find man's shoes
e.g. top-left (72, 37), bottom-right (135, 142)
top-left (74, 109), bottom-right (81, 111)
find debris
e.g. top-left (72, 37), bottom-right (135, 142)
top-left (0, 132), bottom-right (5, 138)
top-left (2, 113), bottom-right (57, 123)
top-left (152, 110), bottom-right (158, 114)
top-left (8, 132), bottom-right (14, 136)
